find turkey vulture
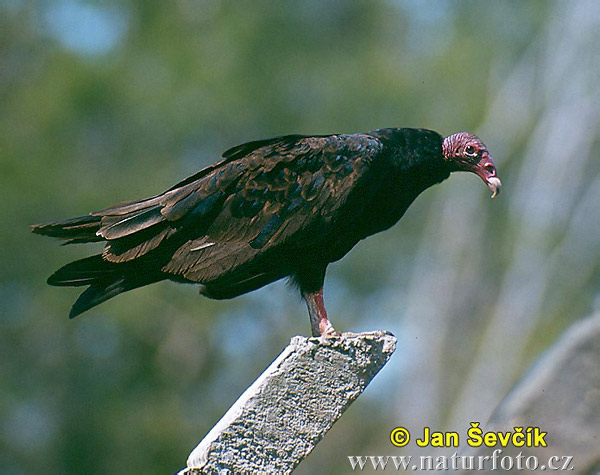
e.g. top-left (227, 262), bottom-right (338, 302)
top-left (32, 128), bottom-right (501, 336)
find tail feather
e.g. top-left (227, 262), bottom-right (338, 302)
top-left (48, 255), bottom-right (118, 287)
top-left (48, 254), bottom-right (163, 318)
top-left (69, 278), bottom-right (127, 319)
top-left (31, 215), bottom-right (102, 243)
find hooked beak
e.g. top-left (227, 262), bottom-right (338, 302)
top-left (468, 153), bottom-right (502, 199)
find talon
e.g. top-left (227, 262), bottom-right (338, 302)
top-left (319, 321), bottom-right (339, 337)
top-left (321, 328), bottom-right (341, 337)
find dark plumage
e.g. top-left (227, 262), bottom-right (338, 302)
top-left (32, 128), bottom-right (501, 335)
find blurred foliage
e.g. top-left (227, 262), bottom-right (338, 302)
top-left (1, 1), bottom-right (599, 473)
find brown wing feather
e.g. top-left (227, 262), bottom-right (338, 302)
top-left (161, 134), bottom-right (383, 282)
top-left (64, 134), bottom-right (381, 281)
top-left (90, 161), bottom-right (245, 259)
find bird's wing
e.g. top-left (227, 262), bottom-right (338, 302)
top-left (160, 134), bottom-right (383, 282)
top-left (95, 134), bottom-right (383, 281)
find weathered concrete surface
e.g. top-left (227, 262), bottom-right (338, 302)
top-left (180, 331), bottom-right (396, 474)
top-left (460, 313), bottom-right (600, 474)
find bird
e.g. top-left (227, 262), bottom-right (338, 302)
top-left (32, 128), bottom-right (501, 336)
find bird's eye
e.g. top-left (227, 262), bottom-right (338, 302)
top-left (464, 145), bottom-right (477, 157)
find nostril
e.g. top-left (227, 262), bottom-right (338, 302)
top-left (485, 164), bottom-right (495, 174)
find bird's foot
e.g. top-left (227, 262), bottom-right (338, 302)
top-left (319, 328), bottom-right (341, 338)
top-left (317, 319), bottom-right (340, 337)
top-left (309, 317), bottom-right (340, 337)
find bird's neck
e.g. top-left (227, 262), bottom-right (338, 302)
top-left (394, 154), bottom-right (451, 192)
top-left (354, 131), bottom-right (451, 237)
top-left (370, 128), bottom-right (450, 189)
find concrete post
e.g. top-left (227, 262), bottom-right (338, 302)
top-left (179, 331), bottom-right (396, 474)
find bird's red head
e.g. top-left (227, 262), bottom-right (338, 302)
top-left (442, 132), bottom-right (502, 198)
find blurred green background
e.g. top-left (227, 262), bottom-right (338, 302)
top-left (2, 1), bottom-right (600, 473)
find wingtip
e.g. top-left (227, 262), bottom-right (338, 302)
top-left (68, 307), bottom-right (82, 319)
top-left (46, 270), bottom-right (63, 286)
top-left (30, 223), bottom-right (44, 234)
top-left (69, 290), bottom-right (92, 318)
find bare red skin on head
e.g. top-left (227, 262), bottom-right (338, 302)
top-left (443, 132), bottom-right (501, 197)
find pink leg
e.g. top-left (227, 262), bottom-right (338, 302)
top-left (303, 288), bottom-right (338, 337)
